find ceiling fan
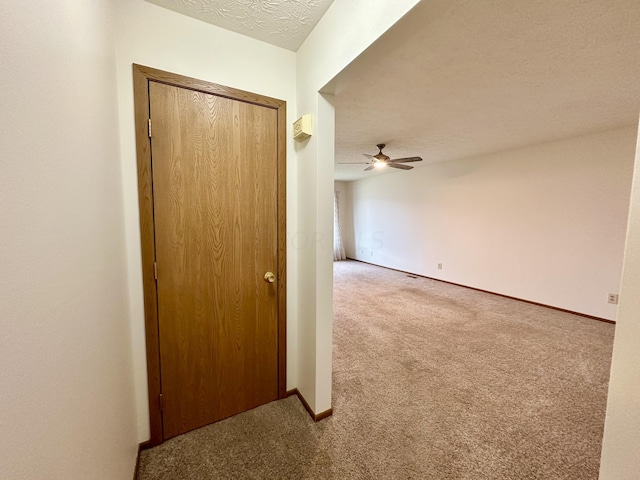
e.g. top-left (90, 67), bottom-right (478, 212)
top-left (338, 144), bottom-right (423, 171)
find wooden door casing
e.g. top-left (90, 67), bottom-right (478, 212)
top-left (133, 65), bottom-right (287, 445)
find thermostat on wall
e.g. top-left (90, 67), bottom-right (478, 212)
top-left (293, 114), bottom-right (312, 141)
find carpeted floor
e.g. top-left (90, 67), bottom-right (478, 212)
top-left (138, 260), bottom-right (614, 479)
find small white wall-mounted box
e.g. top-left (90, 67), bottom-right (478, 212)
top-left (293, 114), bottom-right (312, 142)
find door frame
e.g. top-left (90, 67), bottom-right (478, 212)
top-left (132, 64), bottom-right (287, 446)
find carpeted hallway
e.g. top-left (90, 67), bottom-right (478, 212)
top-left (138, 260), bottom-right (614, 479)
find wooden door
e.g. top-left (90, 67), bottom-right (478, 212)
top-left (147, 79), bottom-right (281, 440)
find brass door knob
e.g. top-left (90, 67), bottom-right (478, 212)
top-left (264, 272), bottom-right (276, 283)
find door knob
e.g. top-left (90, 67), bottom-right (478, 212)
top-left (264, 272), bottom-right (276, 283)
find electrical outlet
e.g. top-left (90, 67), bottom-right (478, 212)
top-left (437, 263), bottom-right (442, 270)
top-left (607, 293), bottom-right (619, 304)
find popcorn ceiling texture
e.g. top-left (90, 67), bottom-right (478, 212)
top-left (329, 0), bottom-right (640, 181)
top-left (145, 0), bottom-right (335, 50)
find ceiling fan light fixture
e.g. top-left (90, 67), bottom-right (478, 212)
top-left (345, 143), bottom-right (423, 172)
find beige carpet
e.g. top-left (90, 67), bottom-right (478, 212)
top-left (138, 260), bottom-right (614, 479)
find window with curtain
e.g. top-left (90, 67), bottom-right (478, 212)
top-left (334, 190), bottom-right (346, 261)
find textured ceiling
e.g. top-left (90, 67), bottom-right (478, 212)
top-left (145, 0), bottom-right (335, 51)
top-left (330, 0), bottom-right (640, 181)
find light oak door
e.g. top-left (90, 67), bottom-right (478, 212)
top-left (149, 80), bottom-right (279, 439)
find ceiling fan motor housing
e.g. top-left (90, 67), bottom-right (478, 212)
top-left (374, 144), bottom-right (389, 162)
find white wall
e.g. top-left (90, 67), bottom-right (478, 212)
top-left (295, 0), bottom-right (422, 414)
top-left (0, 1), bottom-right (138, 479)
top-left (600, 120), bottom-right (640, 479)
top-left (113, 0), bottom-right (297, 441)
top-left (345, 127), bottom-right (636, 321)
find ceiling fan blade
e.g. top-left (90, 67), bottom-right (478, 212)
top-left (338, 162), bottom-right (373, 165)
top-left (364, 165), bottom-right (375, 171)
top-left (388, 163), bottom-right (413, 170)
top-left (363, 154), bottom-right (376, 160)
top-left (390, 156), bottom-right (422, 163)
